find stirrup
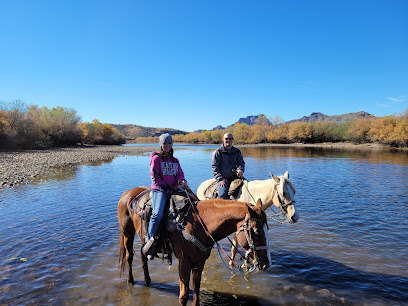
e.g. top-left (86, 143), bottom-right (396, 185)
top-left (142, 237), bottom-right (155, 255)
top-left (142, 236), bottom-right (158, 260)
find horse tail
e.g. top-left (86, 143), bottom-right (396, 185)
top-left (118, 228), bottom-right (126, 277)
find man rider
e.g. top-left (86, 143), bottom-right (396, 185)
top-left (211, 133), bottom-right (245, 199)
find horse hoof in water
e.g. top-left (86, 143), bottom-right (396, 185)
top-left (144, 277), bottom-right (151, 286)
top-left (128, 276), bottom-right (134, 284)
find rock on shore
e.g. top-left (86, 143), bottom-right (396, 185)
top-left (0, 145), bottom-right (153, 188)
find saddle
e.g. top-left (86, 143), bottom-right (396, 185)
top-left (128, 188), bottom-right (198, 263)
top-left (203, 179), bottom-right (244, 199)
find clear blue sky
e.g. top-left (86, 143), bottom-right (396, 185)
top-left (1, 0), bottom-right (407, 132)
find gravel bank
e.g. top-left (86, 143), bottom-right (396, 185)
top-left (0, 145), bottom-right (154, 188)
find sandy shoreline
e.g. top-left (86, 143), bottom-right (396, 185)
top-left (0, 142), bottom-right (400, 188)
top-left (0, 145), bottom-right (153, 188)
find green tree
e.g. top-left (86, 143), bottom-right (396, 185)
top-left (41, 106), bottom-right (82, 145)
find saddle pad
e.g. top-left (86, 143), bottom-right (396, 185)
top-left (129, 188), bottom-right (194, 216)
top-left (129, 189), bottom-right (152, 213)
top-left (204, 180), bottom-right (218, 199)
top-left (204, 179), bottom-right (243, 199)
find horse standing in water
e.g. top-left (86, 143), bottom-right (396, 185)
top-left (118, 186), bottom-right (270, 306)
top-left (197, 171), bottom-right (298, 265)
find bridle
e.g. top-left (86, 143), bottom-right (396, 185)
top-left (183, 187), bottom-right (269, 273)
top-left (236, 215), bottom-right (268, 270)
top-left (271, 178), bottom-right (296, 215)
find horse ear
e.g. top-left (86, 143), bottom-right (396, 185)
top-left (270, 172), bottom-right (279, 183)
top-left (256, 198), bottom-right (263, 210)
top-left (284, 171), bottom-right (289, 179)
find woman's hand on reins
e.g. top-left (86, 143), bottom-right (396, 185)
top-left (179, 179), bottom-right (188, 189)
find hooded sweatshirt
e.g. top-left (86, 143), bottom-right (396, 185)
top-left (149, 152), bottom-right (185, 194)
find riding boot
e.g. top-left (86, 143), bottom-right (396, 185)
top-left (142, 236), bottom-right (158, 260)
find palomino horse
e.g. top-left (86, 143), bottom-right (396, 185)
top-left (118, 186), bottom-right (270, 306)
top-left (196, 171), bottom-right (298, 266)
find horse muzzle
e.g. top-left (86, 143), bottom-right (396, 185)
top-left (246, 248), bottom-right (270, 272)
top-left (284, 203), bottom-right (299, 223)
top-left (252, 258), bottom-right (269, 271)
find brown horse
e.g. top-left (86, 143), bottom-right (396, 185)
top-left (118, 186), bottom-right (270, 306)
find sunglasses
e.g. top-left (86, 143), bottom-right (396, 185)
top-left (224, 138), bottom-right (233, 140)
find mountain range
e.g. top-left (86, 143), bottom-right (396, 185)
top-left (286, 111), bottom-right (373, 124)
top-left (113, 111), bottom-right (374, 139)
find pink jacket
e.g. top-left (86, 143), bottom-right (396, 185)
top-left (149, 152), bottom-right (185, 194)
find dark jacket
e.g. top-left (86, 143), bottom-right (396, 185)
top-left (211, 145), bottom-right (245, 182)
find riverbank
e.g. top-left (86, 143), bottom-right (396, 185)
top-left (0, 142), bottom-right (402, 188)
top-left (0, 145), bottom-right (153, 188)
top-left (238, 141), bottom-right (401, 150)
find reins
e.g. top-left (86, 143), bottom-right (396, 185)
top-left (241, 175), bottom-right (292, 224)
top-left (184, 187), bottom-right (265, 273)
top-left (183, 187), bottom-right (245, 272)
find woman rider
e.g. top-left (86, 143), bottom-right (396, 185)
top-left (142, 133), bottom-right (188, 260)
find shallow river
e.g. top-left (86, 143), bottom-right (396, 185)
top-left (1, 144), bottom-right (407, 305)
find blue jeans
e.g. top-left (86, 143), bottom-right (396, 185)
top-left (218, 179), bottom-right (232, 199)
top-left (147, 189), bottom-right (169, 240)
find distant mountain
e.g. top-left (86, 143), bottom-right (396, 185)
top-left (111, 124), bottom-right (187, 139)
top-left (286, 111), bottom-right (374, 124)
top-left (238, 114), bottom-right (272, 126)
top-left (212, 125), bottom-right (225, 131)
top-left (195, 125), bottom-right (225, 133)
top-left (194, 114), bottom-right (271, 132)
top-left (111, 111), bottom-right (375, 139)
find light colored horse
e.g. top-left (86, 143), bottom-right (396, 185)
top-left (197, 171), bottom-right (299, 266)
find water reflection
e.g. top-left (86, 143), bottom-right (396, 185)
top-left (239, 146), bottom-right (408, 165)
top-left (29, 158), bottom-right (116, 186)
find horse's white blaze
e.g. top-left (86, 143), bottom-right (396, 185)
top-left (285, 179), bottom-right (295, 202)
top-left (278, 179), bottom-right (285, 198)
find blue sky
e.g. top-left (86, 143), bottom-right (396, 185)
top-left (1, 0), bottom-right (407, 132)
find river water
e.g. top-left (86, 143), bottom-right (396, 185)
top-left (0, 144), bottom-right (407, 305)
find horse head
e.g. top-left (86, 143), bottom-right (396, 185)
top-left (236, 199), bottom-right (271, 271)
top-left (270, 171), bottom-right (299, 223)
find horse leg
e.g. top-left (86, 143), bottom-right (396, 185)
top-left (191, 262), bottom-right (205, 306)
top-left (229, 232), bottom-right (238, 267)
top-left (178, 260), bottom-right (192, 306)
top-left (124, 230), bottom-right (135, 284)
top-left (141, 248), bottom-right (151, 286)
top-left (118, 197), bottom-right (136, 284)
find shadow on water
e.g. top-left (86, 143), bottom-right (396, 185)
top-left (270, 250), bottom-right (408, 304)
top-left (113, 249), bottom-right (408, 305)
top-left (130, 280), bottom-right (273, 306)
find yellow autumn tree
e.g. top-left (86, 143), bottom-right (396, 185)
top-left (288, 122), bottom-right (312, 143)
top-left (266, 123), bottom-right (289, 143)
top-left (349, 117), bottom-right (372, 143)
